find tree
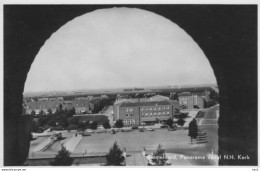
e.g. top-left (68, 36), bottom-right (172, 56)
top-left (66, 107), bottom-right (75, 118)
top-left (177, 118), bottom-right (185, 126)
top-left (39, 110), bottom-right (45, 115)
top-left (68, 117), bottom-right (79, 125)
top-left (105, 141), bottom-right (125, 166)
top-left (47, 108), bottom-right (53, 115)
top-left (50, 145), bottom-right (74, 166)
top-left (166, 118), bottom-right (173, 128)
top-left (103, 121), bottom-right (111, 132)
top-left (151, 144), bottom-right (168, 166)
top-left (50, 145), bottom-right (73, 165)
top-left (59, 103), bottom-right (63, 111)
top-left (31, 120), bottom-right (39, 132)
top-left (79, 120), bottom-right (89, 130)
top-left (59, 117), bottom-right (69, 128)
top-left (114, 119), bottom-right (124, 129)
top-left (30, 110), bottom-right (36, 117)
top-left (188, 118), bottom-right (198, 144)
top-left (90, 121), bottom-right (98, 130)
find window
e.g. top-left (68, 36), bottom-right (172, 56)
top-left (132, 119), bottom-right (135, 124)
top-left (141, 113), bottom-right (144, 116)
top-left (123, 119), bottom-right (127, 125)
top-left (130, 114), bottom-right (133, 117)
top-left (158, 112), bottom-right (161, 115)
top-left (145, 113), bottom-right (148, 116)
top-left (158, 107), bottom-right (161, 110)
top-left (128, 119), bottom-right (132, 124)
top-left (125, 108), bottom-right (128, 112)
top-left (141, 108), bottom-right (144, 111)
top-left (149, 107), bottom-right (152, 111)
top-left (153, 107), bottom-right (156, 110)
top-left (126, 114), bottom-right (129, 117)
top-left (166, 111), bottom-right (170, 115)
top-left (162, 106), bottom-right (165, 110)
top-left (150, 112), bottom-right (153, 116)
top-left (154, 112), bottom-right (157, 116)
top-left (162, 112), bottom-right (165, 115)
top-left (166, 106), bottom-right (170, 109)
top-left (129, 108), bottom-right (133, 112)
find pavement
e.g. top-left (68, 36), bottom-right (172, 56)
top-left (63, 135), bottom-right (83, 152)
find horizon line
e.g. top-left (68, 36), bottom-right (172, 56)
top-left (23, 82), bottom-right (218, 94)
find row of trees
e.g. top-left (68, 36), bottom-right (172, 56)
top-left (50, 141), bottom-right (169, 166)
top-left (31, 107), bottom-right (76, 132)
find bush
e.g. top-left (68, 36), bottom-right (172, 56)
top-left (67, 124), bottom-right (79, 131)
top-left (90, 121), bottom-right (98, 130)
top-left (71, 115), bottom-right (109, 125)
top-left (114, 119), bottom-right (124, 128)
top-left (177, 118), bottom-right (185, 126)
top-left (131, 125), bottom-right (139, 129)
top-left (68, 117), bottom-right (80, 125)
top-left (52, 126), bottom-right (64, 131)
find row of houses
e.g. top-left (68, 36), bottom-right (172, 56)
top-left (23, 99), bottom-right (94, 115)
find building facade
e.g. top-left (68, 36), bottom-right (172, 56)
top-left (178, 93), bottom-right (205, 109)
top-left (114, 96), bottom-right (180, 126)
top-left (24, 99), bottom-right (93, 115)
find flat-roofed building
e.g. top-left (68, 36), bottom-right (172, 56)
top-left (178, 92), bottom-right (206, 109)
top-left (116, 98), bottom-right (180, 126)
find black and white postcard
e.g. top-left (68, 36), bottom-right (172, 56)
top-left (2, 1), bottom-right (258, 168)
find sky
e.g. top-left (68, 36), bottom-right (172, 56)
top-left (24, 7), bottom-right (217, 93)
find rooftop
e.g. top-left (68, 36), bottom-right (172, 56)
top-left (120, 101), bottom-right (172, 107)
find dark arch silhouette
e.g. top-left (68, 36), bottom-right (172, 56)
top-left (4, 5), bottom-right (257, 166)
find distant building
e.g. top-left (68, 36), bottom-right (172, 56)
top-left (149, 95), bottom-right (169, 101)
top-left (100, 94), bottom-right (109, 99)
top-left (24, 99), bottom-right (60, 115)
top-left (24, 99), bottom-right (93, 115)
top-left (178, 92), bottom-right (206, 109)
top-left (113, 95), bottom-right (179, 126)
top-left (73, 99), bottom-right (92, 114)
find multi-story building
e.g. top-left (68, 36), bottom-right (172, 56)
top-left (178, 92), bottom-right (206, 109)
top-left (113, 95), bottom-right (180, 126)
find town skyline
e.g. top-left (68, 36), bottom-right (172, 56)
top-left (23, 82), bottom-right (218, 95)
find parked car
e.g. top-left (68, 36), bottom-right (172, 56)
top-left (121, 129), bottom-right (132, 132)
top-left (168, 127), bottom-right (177, 131)
top-left (111, 129), bottom-right (116, 134)
top-left (82, 132), bottom-right (91, 136)
top-left (160, 125), bottom-right (168, 128)
top-left (139, 128), bottom-right (145, 132)
top-left (50, 132), bottom-right (62, 140)
top-left (147, 128), bottom-right (154, 131)
top-left (131, 125), bottom-right (139, 129)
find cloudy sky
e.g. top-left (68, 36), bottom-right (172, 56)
top-left (24, 7), bottom-right (216, 93)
